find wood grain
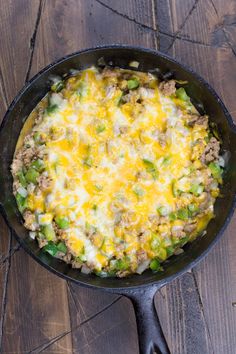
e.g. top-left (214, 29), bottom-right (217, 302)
top-left (0, 0), bottom-right (43, 351)
top-left (27, 1), bottom-right (156, 353)
top-left (155, 1), bottom-right (236, 353)
top-left (1, 249), bottom-right (72, 354)
top-left (30, 0), bottom-right (158, 78)
top-left (157, 0), bottom-right (236, 117)
top-left (0, 0), bottom-right (42, 118)
top-left (0, 1), bottom-right (72, 353)
top-left (0, 0), bottom-right (235, 353)
top-left (155, 272), bottom-right (213, 354)
top-left (0, 217), bottom-right (12, 350)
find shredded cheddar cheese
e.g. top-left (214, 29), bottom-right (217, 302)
top-left (11, 66), bottom-right (223, 277)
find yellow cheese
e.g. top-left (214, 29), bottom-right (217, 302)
top-left (15, 66), bottom-right (218, 274)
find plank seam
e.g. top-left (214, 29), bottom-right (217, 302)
top-left (222, 28), bottom-right (236, 57)
top-left (94, 0), bottom-right (229, 49)
top-left (151, 0), bottom-right (159, 50)
top-left (166, 0), bottom-right (200, 52)
top-left (0, 232), bottom-right (12, 352)
top-left (208, 0), bottom-right (219, 16)
top-left (191, 270), bottom-right (215, 354)
top-left (0, 243), bottom-right (21, 267)
top-left (67, 282), bottom-right (97, 350)
top-left (0, 70), bottom-right (9, 110)
top-left (28, 295), bottom-right (122, 353)
top-left (25, 0), bottom-right (44, 83)
top-left (209, 0), bottom-right (236, 58)
top-left (95, 0), bottom-right (155, 31)
top-left (161, 32), bottom-right (213, 48)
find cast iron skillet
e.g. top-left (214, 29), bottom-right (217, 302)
top-left (0, 45), bottom-right (236, 354)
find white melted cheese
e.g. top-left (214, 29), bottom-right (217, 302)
top-left (22, 67), bottom-right (213, 271)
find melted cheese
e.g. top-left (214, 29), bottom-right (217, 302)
top-left (14, 66), bottom-right (218, 274)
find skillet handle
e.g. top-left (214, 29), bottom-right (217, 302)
top-left (128, 287), bottom-right (170, 354)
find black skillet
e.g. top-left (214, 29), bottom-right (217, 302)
top-left (0, 46), bottom-right (236, 354)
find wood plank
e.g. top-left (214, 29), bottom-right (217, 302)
top-left (0, 216), bottom-right (11, 350)
top-left (40, 296), bottom-right (138, 354)
top-left (155, 272), bottom-right (213, 354)
top-left (156, 0), bottom-right (196, 52)
top-left (0, 0), bottom-right (72, 352)
top-left (1, 249), bottom-right (72, 354)
top-left (0, 1), bottom-right (235, 353)
top-left (0, 0), bottom-right (42, 118)
top-left (172, 41), bottom-right (236, 119)
top-left (30, 0), bottom-right (158, 77)
top-left (157, 0), bottom-right (236, 117)
top-left (0, 215), bottom-right (11, 265)
top-left (0, 0), bottom-right (46, 352)
top-left (193, 216), bottom-right (236, 354)
top-left (67, 282), bottom-right (119, 321)
top-left (94, 0), bottom-right (157, 28)
top-left (29, 1), bottom-right (158, 353)
top-left (155, 1), bottom-right (236, 353)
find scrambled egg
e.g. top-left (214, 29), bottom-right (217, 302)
top-left (12, 66), bottom-right (223, 277)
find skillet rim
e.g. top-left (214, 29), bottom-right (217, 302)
top-left (0, 44), bottom-right (236, 293)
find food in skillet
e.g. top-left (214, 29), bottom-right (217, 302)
top-left (11, 65), bottom-right (224, 277)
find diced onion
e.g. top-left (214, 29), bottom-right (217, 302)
top-left (81, 265), bottom-right (92, 274)
top-left (136, 260), bottom-right (150, 274)
top-left (174, 248), bottom-right (184, 255)
top-left (129, 61), bottom-right (140, 68)
top-left (49, 75), bottom-right (62, 84)
top-left (113, 122), bottom-right (121, 136)
top-left (172, 225), bottom-right (183, 232)
top-left (27, 183), bottom-right (35, 194)
top-left (17, 186), bottom-right (27, 198)
top-left (50, 93), bottom-right (64, 106)
top-left (221, 151), bottom-right (230, 166)
top-left (97, 57), bottom-right (106, 66)
top-left (139, 87), bottom-right (155, 99)
top-left (29, 231), bottom-right (36, 239)
top-left (218, 156), bottom-right (224, 167)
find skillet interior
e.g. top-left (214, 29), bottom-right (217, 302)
top-left (0, 46), bottom-right (236, 291)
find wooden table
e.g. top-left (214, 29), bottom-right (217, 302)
top-left (0, 1), bottom-right (235, 353)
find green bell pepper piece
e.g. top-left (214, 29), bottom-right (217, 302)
top-left (17, 170), bottom-right (27, 187)
top-left (41, 224), bottom-right (56, 241)
top-left (142, 159), bottom-right (159, 180)
top-left (31, 159), bottom-right (44, 172)
top-left (115, 256), bottom-right (130, 271)
top-left (169, 212), bottom-right (177, 221)
top-left (83, 157), bottom-right (93, 167)
top-left (57, 241), bottom-right (67, 254)
top-left (176, 87), bottom-right (190, 101)
top-left (188, 203), bottom-right (199, 216)
top-left (157, 206), bottom-right (168, 216)
top-left (25, 167), bottom-right (39, 184)
top-left (150, 258), bottom-right (161, 272)
top-left (43, 242), bottom-right (58, 256)
top-left (209, 162), bottom-right (222, 181)
top-left (133, 186), bottom-right (145, 197)
top-left (96, 124), bottom-right (106, 134)
top-left (127, 78), bottom-right (139, 90)
top-left (166, 246), bottom-right (175, 256)
top-left (176, 208), bottom-right (189, 220)
top-left (55, 216), bottom-right (70, 229)
top-left (172, 180), bottom-right (180, 197)
top-left (51, 81), bottom-right (64, 93)
top-left (189, 183), bottom-right (204, 196)
top-left (45, 103), bottom-right (58, 115)
top-left (16, 192), bottom-right (27, 213)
